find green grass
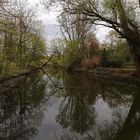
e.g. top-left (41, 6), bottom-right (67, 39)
top-left (0, 62), bottom-right (28, 79)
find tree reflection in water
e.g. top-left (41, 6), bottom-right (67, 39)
top-left (0, 72), bottom-right (47, 140)
top-left (53, 73), bottom-right (100, 134)
top-left (0, 71), bottom-right (140, 140)
top-left (115, 91), bottom-right (140, 140)
top-left (87, 85), bottom-right (140, 140)
top-left (50, 73), bottom-right (140, 140)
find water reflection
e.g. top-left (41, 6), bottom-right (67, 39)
top-left (90, 90), bottom-right (140, 140)
top-left (56, 75), bottom-right (100, 134)
top-left (0, 71), bottom-right (140, 140)
top-left (116, 92), bottom-right (140, 140)
top-left (49, 73), bottom-right (139, 140)
top-left (0, 72), bottom-right (47, 140)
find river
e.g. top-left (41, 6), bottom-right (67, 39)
top-left (0, 71), bottom-right (140, 140)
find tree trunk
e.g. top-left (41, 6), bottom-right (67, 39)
top-left (133, 50), bottom-right (140, 73)
top-left (128, 41), bottom-right (140, 73)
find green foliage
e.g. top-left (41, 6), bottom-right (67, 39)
top-left (49, 38), bottom-right (65, 67)
top-left (63, 44), bottom-right (81, 71)
top-left (45, 0), bottom-right (140, 71)
top-left (55, 13), bottom-right (97, 71)
top-left (101, 41), bottom-right (134, 68)
top-left (50, 32), bottom-right (100, 71)
top-left (26, 34), bottom-right (47, 68)
top-left (0, 0), bottom-right (47, 78)
top-left (49, 37), bottom-right (83, 71)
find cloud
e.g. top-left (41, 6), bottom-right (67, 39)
top-left (28, 0), bottom-right (109, 42)
top-left (96, 25), bottom-right (111, 43)
top-left (28, 0), bottom-right (40, 5)
top-left (45, 24), bottom-right (61, 40)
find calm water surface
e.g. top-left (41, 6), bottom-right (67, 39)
top-left (0, 71), bottom-right (140, 140)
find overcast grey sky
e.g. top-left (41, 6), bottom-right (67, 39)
top-left (28, 0), bottom-right (109, 42)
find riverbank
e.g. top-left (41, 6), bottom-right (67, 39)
top-left (0, 70), bottom-right (35, 93)
top-left (1, 66), bottom-right (140, 92)
top-left (0, 66), bottom-right (43, 92)
top-left (74, 67), bottom-right (140, 86)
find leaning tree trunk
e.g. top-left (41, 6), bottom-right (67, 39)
top-left (128, 41), bottom-right (140, 73)
top-left (116, 0), bottom-right (140, 73)
top-left (121, 27), bottom-right (140, 73)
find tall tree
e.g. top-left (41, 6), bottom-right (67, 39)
top-left (43, 0), bottom-right (140, 72)
top-left (58, 12), bottom-right (92, 70)
top-left (0, 0), bottom-right (46, 77)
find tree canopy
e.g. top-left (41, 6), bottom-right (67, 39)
top-left (0, 0), bottom-right (47, 78)
top-left (43, 0), bottom-right (140, 71)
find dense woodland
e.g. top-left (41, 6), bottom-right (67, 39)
top-left (0, 0), bottom-right (140, 79)
top-left (0, 0), bottom-right (46, 78)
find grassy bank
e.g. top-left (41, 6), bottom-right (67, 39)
top-left (74, 67), bottom-right (140, 86)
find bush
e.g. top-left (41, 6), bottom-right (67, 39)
top-left (100, 42), bottom-right (134, 68)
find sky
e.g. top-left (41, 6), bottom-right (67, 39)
top-left (28, 0), bottom-right (109, 43)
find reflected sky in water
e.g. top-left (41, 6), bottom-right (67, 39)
top-left (0, 71), bottom-right (140, 140)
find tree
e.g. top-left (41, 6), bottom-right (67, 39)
top-left (48, 11), bottom-right (100, 71)
top-left (0, 0), bottom-right (47, 77)
top-left (85, 32), bottom-right (100, 59)
top-left (58, 12), bottom-right (92, 71)
top-left (43, 0), bottom-right (140, 72)
top-left (49, 37), bottom-right (66, 66)
top-left (100, 31), bottom-right (134, 68)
